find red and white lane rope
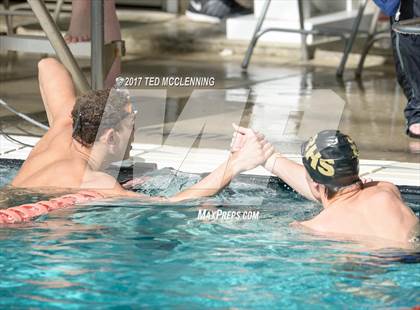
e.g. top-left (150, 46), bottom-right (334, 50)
top-left (0, 190), bottom-right (104, 224)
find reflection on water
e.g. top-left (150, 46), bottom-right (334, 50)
top-left (0, 167), bottom-right (419, 308)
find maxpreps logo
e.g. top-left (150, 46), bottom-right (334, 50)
top-left (304, 135), bottom-right (335, 177)
top-left (197, 209), bottom-right (260, 221)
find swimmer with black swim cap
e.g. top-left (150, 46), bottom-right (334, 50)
top-left (231, 126), bottom-right (419, 246)
top-left (301, 130), bottom-right (362, 199)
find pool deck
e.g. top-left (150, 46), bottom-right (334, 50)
top-left (1, 135), bottom-right (419, 187)
top-left (0, 8), bottom-right (419, 188)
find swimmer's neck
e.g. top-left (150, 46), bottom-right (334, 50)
top-left (321, 183), bottom-right (363, 209)
top-left (70, 139), bottom-right (108, 171)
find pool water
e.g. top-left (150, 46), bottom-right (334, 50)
top-left (0, 162), bottom-right (419, 308)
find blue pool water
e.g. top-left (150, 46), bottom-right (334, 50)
top-left (0, 162), bottom-right (419, 309)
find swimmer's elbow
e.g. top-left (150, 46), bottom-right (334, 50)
top-left (38, 57), bottom-right (59, 72)
top-left (299, 189), bottom-right (318, 203)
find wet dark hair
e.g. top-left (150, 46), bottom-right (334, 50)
top-left (71, 88), bottom-right (130, 147)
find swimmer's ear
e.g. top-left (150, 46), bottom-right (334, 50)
top-left (312, 182), bottom-right (324, 198)
top-left (102, 128), bottom-right (118, 146)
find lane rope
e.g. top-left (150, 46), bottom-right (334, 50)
top-left (0, 190), bottom-right (104, 224)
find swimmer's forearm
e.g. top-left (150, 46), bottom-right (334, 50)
top-left (169, 157), bottom-right (240, 203)
top-left (120, 156), bottom-right (239, 202)
top-left (264, 152), bottom-right (317, 201)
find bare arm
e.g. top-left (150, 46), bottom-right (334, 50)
top-left (38, 58), bottom-right (77, 127)
top-left (264, 152), bottom-right (317, 201)
top-left (168, 156), bottom-right (239, 203)
top-left (91, 158), bottom-right (239, 203)
top-left (96, 135), bottom-right (273, 202)
top-left (231, 124), bottom-right (317, 201)
top-left (95, 159), bottom-right (238, 203)
top-left (169, 135), bottom-right (274, 202)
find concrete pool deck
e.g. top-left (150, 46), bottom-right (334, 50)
top-left (1, 135), bottom-right (419, 187)
top-left (0, 7), bottom-right (419, 188)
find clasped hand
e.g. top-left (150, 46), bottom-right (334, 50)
top-left (230, 123), bottom-right (274, 173)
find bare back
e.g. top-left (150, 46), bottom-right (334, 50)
top-left (300, 182), bottom-right (419, 244)
top-left (12, 119), bottom-right (85, 188)
top-left (10, 58), bottom-right (132, 197)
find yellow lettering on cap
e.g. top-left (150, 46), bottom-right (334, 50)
top-left (305, 142), bottom-right (320, 170)
top-left (304, 136), bottom-right (317, 156)
top-left (310, 152), bottom-right (322, 170)
top-left (318, 159), bottom-right (335, 176)
top-left (304, 134), bottom-right (335, 177)
top-left (347, 137), bottom-right (359, 157)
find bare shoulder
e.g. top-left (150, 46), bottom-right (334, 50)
top-left (12, 157), bottom-right (82, 187)
top-left (362, 181), bottom-right (402, 202)
top-left (28, 117), bottom-right (73, 157)
top-left (375, 181), bottom-right (401, 194)
top-left (361, 184), bottom-right (411, 221)
top-left (365, 185), bottom-right (403, 208)
top-left (362, 183), bottom-right (419, 238)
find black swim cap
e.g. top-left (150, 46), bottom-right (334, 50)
top-left (301, 130), bottom-right (359, 186)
